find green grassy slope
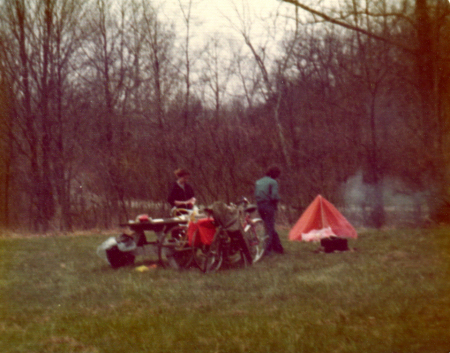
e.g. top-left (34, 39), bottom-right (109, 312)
top-left (0, 227), bottom-right (449, 353)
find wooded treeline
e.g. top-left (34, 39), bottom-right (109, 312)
top-left (0, 0), bottom-right (449, 232)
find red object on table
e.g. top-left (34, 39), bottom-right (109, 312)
top-left (187, 218), bottom-right (216, 246)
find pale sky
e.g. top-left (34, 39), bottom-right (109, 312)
top-left (157, 0), bottom-right (290, 45)
top-left (153, 0), bottom-right (343, 49)
top-left (149, 0), bottom-right (342, 105)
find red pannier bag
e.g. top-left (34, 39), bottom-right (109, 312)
top-left (187, 218), bottom-right (216, 246)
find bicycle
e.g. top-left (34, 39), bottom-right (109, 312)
top-left (238, 197), bottom-right (267, 263)
top-left (191, 198), bottom-right (268, 273)
top-left (158, 206), bottom-right (201, 269)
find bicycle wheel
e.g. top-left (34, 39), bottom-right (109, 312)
top-left (245, 219), bottom-right (268, 263)
top-left (223, 242), bottom-right (248, 270)
top-left (158, 226), bottom-right (194, 269)
top-left (192, 229), bottom-right (209, 270)
top-left (170, 208), bottom-right (190, 217)
top-left (203, 234), bottom-right (223, 273)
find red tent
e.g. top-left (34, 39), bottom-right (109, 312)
top-left (289, 195), bottom-right (357, 242)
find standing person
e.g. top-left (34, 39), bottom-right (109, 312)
top-left (255, 165), bottom-right (284, 255)
top-left (168, 168), bottom-right (196, 210)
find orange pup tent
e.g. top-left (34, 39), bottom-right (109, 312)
top-left (289, 195), bottom-right (357, 242)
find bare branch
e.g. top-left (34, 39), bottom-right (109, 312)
top-left (280, 0), bottom-right (416, 54)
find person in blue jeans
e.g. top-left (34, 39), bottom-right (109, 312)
top-left (254, 165), bottom-right (284, 255)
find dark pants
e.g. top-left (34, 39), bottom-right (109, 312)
top-left (257, 202), bottom-right (284, 254)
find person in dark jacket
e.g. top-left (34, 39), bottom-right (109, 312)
top-left (168, 168), bottom-right (196, 210)
top-left (254, 165), bottom-right (284, 255)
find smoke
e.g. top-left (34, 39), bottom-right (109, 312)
top-left (341, 171), bottom-right (430, 227)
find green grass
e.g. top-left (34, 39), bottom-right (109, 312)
top-left (1, 227), bottom-right (450, 353)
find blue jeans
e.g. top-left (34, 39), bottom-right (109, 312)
top-left (257, 202), bottom-right (284, 254)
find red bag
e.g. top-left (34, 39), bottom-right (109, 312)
top-left (187, 218), bottom-right (216, 246)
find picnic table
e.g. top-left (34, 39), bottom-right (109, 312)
top-left (119, 216), bottom-right (189, 260)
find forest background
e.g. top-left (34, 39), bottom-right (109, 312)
top-left (0, 0), bottom-right (449, 233)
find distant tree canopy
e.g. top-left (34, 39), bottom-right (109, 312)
top-left (0, 0), bottom-right (448, 232)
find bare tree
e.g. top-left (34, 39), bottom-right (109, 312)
top-left (281, 0), bottom-right (450, 221)
top-left (228, 1), bottom-right (307, 171)
top-left (0, 0), bottom-right (90, 231)
top-left (80, 0), bottom-right (135, 225)
top-left (232, 46), bottom-right (263, 110)
top-left (178, 0), bottom-right (194, 127)
top-left (198, 36), bottom-right (235, 121)
top-left (0, 59), bottom-right (13, 228)
top-left (2, 0), bottom-right (42, 230)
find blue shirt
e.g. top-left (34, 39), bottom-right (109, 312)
top-left (255, 176), bottom-right (280, 205)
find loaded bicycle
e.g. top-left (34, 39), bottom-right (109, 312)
top-left (191, 198), bottom-right (268, 273)
top-left (157, 207), bottom-right (200, 269)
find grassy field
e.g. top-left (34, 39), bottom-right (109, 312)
top-left (1, 227), bottom-right (449, 353)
